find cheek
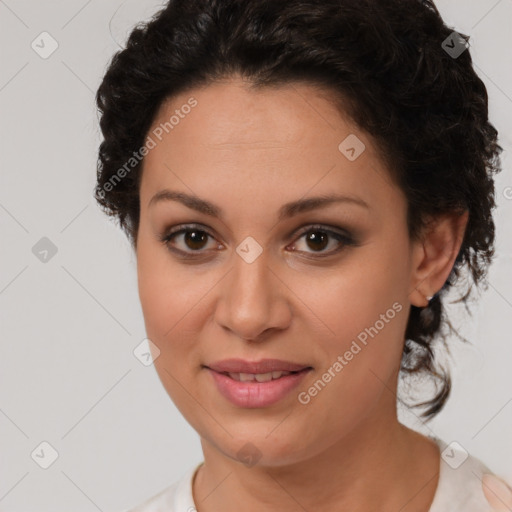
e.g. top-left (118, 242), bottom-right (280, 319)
top-left (137, 235), bottom-right (200, 337)
top-left (293, 245), bottom-right (409, 390)
top-left (136, 245), bottom-right (208, 415)
top-left (298, 253), bottom-right (406, 342)
top-left (291, 272), bottom-right (407, 444)
top-left (136, 235), bottom-right (222, 384)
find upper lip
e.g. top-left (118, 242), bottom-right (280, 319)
top-left (205, 358), bottom-right (312, 374)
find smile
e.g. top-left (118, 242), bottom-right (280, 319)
top-left (206, 366), bottom-right (312, 408)
top-left (223, 370), bottom-right (296, 382)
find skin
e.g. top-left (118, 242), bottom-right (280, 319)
top-left (483, 474), bottom-right (512, 511)
top-left (135, 76), bottom-right (469, 512)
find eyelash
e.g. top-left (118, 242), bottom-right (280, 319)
top-left (158, 223), bottom-right (356, 260)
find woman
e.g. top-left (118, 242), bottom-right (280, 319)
top-left (94, 0), bottom-right (511, 510)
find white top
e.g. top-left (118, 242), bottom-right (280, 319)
top-left (124, 436), bottom-right (494, 512)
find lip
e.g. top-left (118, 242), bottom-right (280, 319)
top-left (205, 358), bottom-right (311, 374)
top-left (204, 359), bottom-right (313, 408)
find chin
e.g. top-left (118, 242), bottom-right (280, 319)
top-left (197, 418), bottom-right (322, 468)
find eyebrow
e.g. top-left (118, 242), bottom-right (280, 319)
top-left (148, 189), bottom-right (370, 221)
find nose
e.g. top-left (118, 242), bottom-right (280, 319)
top-left (214, 249), bottom-right (292, 342)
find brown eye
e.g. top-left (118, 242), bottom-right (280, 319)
top-left (159, 223), bottom-right (355, 261)
top-left (291, 225), bottom-right (355, 257)
top-left (160, 224), bottom-right (218, 256)
top-left (304, 231), bottom-right (329, 252)
top-left (182, 229), bottom-right (209, 250)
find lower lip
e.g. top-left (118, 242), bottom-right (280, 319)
top-left (206, 368), bottom-right (311, 408)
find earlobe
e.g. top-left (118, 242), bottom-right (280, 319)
top-left (408, 210), bottom-right (469, 308)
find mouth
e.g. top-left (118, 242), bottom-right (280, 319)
top-left (203, 359), bottom-right (313, 408)
top-left (204, 358), bottom-right (312, 374)
top-left (215, 369), bottom-right (307, 382)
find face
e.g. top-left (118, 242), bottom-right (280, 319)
top-left (136, 77), bottom-right (418, 466)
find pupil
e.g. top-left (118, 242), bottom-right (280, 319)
top-left (307, 231), bottom-right (328, 251)
top-left (183, 230), bottom-right (329, 252)
top-left (185, 230), bottom-right (207, 250)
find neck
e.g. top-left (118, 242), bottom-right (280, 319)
top-left (193, 406), bottom-right (440, 512)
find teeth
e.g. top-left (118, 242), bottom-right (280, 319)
top-left (227, 371), bottom-right (292, 382)
top-left (255, 372), bottom-right (273, 382)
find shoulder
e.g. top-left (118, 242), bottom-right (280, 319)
top-left (429, 437), bottom-right (496, 512)
top-left (121, 462), bottom-right (202, 512)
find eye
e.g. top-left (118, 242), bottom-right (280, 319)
top-left (159, 223), bottom-right (356, 260)
top-left (289, 224), bottom-right (355, 257)
top-left (159, 223), bottom-right (220, 257)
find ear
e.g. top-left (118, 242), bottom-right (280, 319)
top-left (409, 210), bottom-right (469, 307)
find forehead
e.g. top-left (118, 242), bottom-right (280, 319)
top-left (140, 78), bottom-right (397, 214)
top-left (150, 78), bottom-right (352, 147)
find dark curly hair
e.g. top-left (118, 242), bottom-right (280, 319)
top-left (94, 0), bottom-right (502, 420)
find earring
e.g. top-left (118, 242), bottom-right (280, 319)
top-left (426, 295), bottom-right (433, 301)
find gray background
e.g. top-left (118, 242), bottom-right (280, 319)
top-left (1, 0), bottom-right (511, 510)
